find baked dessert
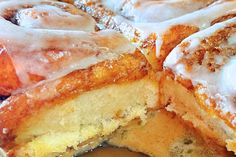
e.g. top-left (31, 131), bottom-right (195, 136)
top-left (75, 0), bottom-right (236, 155)
top-left (0, 0), bottom-right (97, 96)
top-left (96, 0), bottom-right (214, 23)
top-left (54, 110), bottom-right (234, 157)
top-left (0, 0), bottom-right (159, 156)
top-left (75, 0), bottom-right (236, 70)
top-left (76, 0), bottom-right (236, 154)
top-left (109, 110), bottom-right (234, 157)
top-left (0, 52), bottom-right (159, 157)
top-left (163, 17), bottom-right (236, 153)
top-left (1, 0), bottom-right (236, 157)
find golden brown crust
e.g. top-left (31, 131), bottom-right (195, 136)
top-left (163, 17), bottom-right (236, 153)
top-left (211, 13), bottom-right (236, 26)
top-left (157, 25), bottom-right (199, 70)
top-left (0, 52), bottom-right (149, 151)
top-left (0, 0), bottom-right (98, 96)
top-left (75, 0), bottom-right (236, 72)
top-left (194, 85), bottom-right (236, 130)
top-left (77, 3), bottom-right (200, 71)
top-left (176, 24), bottom-right (236, 73)
top-left (0, 48), bottom-right (21, 96)
top-left (166, 23), bottom-right (236, 130)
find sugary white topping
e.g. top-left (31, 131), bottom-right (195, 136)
top-left (15, 5), bottom-right (96, 31)
top-left (221, 57), bottom-right (236, 98)
top-left (164, 17), bottom-right (236, 115)
top-left (0, 0), bottom-right (96, 31)
top-left (99, 0), bottom-right (236, 59)
top-left (0, 0), bottom-right (136, 89)
top-left (102, 0), bottom-right (214, 23)
top-left (93, 0), bottom-right (236, 58)
top-left (138, 0), bottom-right (236, 53)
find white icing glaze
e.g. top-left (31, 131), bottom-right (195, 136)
top-left (99, 0), bottom-right (236, 58)
top-left (16, 5), bottom-right (96, 31)
top-left (0, 0), bottom-right (96, 31)
top-left (137, 1), bottom-right (236, 56)
top-left (164, 17), bottom-right (236, 115)
top-left (221, 56), bottom-right (236, 97)
top-left (0, 0), bottom-right (136, 91)
top-left (102, 0), bottom-right (214, 23)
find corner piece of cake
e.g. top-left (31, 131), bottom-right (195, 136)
top-left (0, 0), bottom-right (159, 156)
top-left (0, 29), bottom-right (159, 157)
top-left (163, 17), bottom-right (236, 154)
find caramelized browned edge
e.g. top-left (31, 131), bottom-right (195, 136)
top-left (0, 51), bottom-right (150, 154)
top-left (162, 23), bottom-right (236, 133)
top-left (0, 48), bottom-right (21, 96)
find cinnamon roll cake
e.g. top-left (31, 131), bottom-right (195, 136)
top-left (163, 17), bottom-right (236, 153)
top-left (0, 0), bottom-right (159, 156)
top-left (0, 0), bottom-right (97, 96)
top-left (1, 0), bottom-right (236, 157)
top-left (75, 0), bottom-right (236, 155)
top-left (75, 0), bottom-right (236, 70)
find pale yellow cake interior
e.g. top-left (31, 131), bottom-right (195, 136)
top-left (161, 77), bottom-right (236, 150)
top-left (14, 77), bottom-right (158, 157)
top-left (108, 110), bottom-right (233, 157)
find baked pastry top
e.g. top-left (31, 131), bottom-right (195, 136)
top-left (0, 0), bottom-right (159, 156)
top-left (165, 17), bottom-right (236, 122)
top-left (1, 0), bottom-right (236, 157)
top-left (100, 0), bottom-right (214, 23)
top-left (0, 0), bottom-right (98, 96)
top-left (163, 17), bottom-right (236, 152)
top-left (75, 0), bottom-right (236, 155)
top-left (76, 0), bottom-right (236, 70)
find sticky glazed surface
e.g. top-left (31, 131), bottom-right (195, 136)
top-left (164, 17), bottom-right (236, 135)
top-left (0, 1), bottom-right (161, 156)
top-left (1, 0), bottom-right (236, 156)
top-left (75, 0), bottom-right (236, 70)
top-left (0, 0), bottom-right (139, 96)
top-left (101, 0), bottom-right (214, 23)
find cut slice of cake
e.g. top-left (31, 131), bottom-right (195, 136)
top-left (0, 32), bottom-right (159, 157)
top-left (0, 1), bottom-right (160, 156)
top-left (163, 17), bottom-right (236, 154)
